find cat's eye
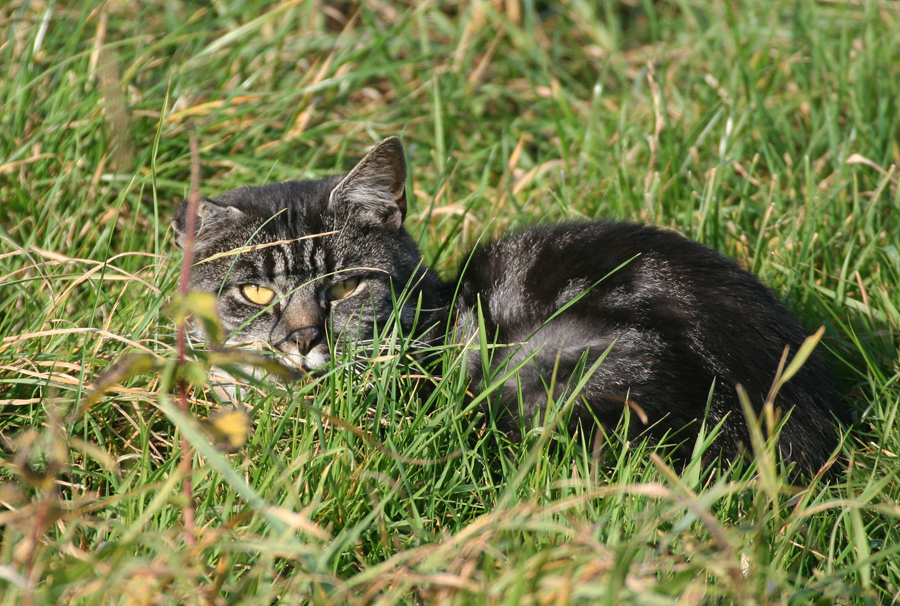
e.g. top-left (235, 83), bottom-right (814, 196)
top-left (327, 277), bottom-right (360, 300)
top-left (241, 284), bottom-right (276, 306)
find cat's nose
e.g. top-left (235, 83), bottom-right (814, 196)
top-left (287, 326), bottom-right (321, 355)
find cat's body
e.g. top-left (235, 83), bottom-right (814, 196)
top-left (453, 221), bottom-right (842, 469)
top-left (173, 137), bottom-right (846, 476)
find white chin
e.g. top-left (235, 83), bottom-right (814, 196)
top-left (301, 350), bottom-right (330, 371)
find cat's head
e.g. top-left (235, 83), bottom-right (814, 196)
top-left (172, 137), bottom-right (443, 372)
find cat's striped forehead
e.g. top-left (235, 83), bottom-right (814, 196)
top-left (251, 231), bottom-right (331, 283)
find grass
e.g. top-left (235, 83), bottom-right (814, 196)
top-left (1, 0), bottom-right (899, 603)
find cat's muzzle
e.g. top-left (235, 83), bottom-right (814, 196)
top-left (275, 326), bottom-right (329, 372)
top-left (287, 326), bottom-right (321, 353)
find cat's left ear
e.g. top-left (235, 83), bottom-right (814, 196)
top-left (329, 136), bottom-right (407, 230)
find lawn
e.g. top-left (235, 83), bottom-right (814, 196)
top-left (1, 0), bottom-right (899, 604)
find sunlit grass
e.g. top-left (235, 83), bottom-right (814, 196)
top-left (1, 0), bottom-right (899, 604)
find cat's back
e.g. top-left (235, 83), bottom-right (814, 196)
top-left (454, 220), bottom-right (845, 471)
top-left (456, 220), bottom-right (779, 327)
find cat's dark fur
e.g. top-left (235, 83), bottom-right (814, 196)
top-left (173, 137), bottom-right (847, 476)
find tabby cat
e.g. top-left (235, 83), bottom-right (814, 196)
top-left (173, 137), bottom-right (846, 476)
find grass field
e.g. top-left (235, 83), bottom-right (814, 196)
top-left (2, 0), bottom-right (900, 603)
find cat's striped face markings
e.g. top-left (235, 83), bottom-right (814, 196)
top-left (172, 136), bottom-right (441, 374)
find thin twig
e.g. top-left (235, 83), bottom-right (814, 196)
top-left (175, 124), bottom-right (202, 546)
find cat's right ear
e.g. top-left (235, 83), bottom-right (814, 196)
top-left (172, 199), bottom-right (246, 249)
top-left (328, 136), bottom-right (408, 230)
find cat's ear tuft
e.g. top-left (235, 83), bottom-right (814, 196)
top-left (172, 199), bottom-right (246, 249)
top-left (329, 136), bottom-right (408, 230)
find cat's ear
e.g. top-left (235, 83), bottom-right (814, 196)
top-left (172, 198), bottom-right (246, 249)
top-left (329, 136), bottom-right (408, 230)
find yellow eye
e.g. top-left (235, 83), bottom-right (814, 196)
top-left (327, 277), bottom-right (360, 300)
top-left (241, 284), bottom-right (276, 306)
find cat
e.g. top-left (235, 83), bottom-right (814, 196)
top-left (172, 136), bottom-right (847, 477)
